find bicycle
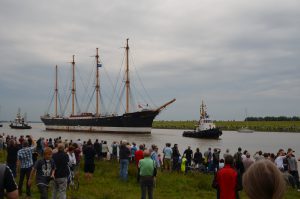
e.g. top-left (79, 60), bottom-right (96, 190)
top-left (68, 165), bottom-right (79, 191)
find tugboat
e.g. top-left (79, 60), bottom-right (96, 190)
top-left (10, 108), bottom-right (32, 129)
top-left (183, 101), bottom-right (222, 139)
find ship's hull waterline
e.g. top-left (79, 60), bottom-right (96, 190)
top-left (41, 110), bottom-right (159, 134)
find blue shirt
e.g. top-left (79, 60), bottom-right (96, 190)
top-left (17, 146), bottom-right (35, 168)
top-left (163, 147), bottom-right (173, 159)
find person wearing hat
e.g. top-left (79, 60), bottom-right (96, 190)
top-left (286, 148), bottom-right (300, 191)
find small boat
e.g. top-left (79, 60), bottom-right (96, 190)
top-left (237, 127), bottom-right (254, 133)
top-left (238, 108), bottom-right (254, 133)
top-left (10, 109), bottom-right (32, 129)
top-left (183, 101), bottom-right (222, 139)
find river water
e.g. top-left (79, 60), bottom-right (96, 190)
top-left (1, 123), bottom-right (299, 161)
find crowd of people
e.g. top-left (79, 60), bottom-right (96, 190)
top-left (0, 133), bottom-right (300, 199)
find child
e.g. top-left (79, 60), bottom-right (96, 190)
top-left (158, 154), bottom-right (163, 171)
top-left (28, 147), bottom-right (55, 199)
top-left (181, 155), bottom-right (187, 173)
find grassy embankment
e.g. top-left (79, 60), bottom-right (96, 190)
top-left (153, 121), bottom-right (300, 132)
top-left (1, 150), bottom-right (299, 199)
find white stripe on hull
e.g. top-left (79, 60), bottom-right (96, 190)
top-left (44, 125), bottom-right (152, 134)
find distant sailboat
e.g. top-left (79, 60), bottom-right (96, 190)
top-left (238, 108), bottom-right (254, 133)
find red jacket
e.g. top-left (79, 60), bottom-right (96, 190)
top-left (135, 150), bottom-right (144, 167)
top-left (213, 165), bottom-right (240, 199)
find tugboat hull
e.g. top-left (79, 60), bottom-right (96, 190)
top-left (9, 124), bottom-right (32, 129)
top-left (182, 128), bottom-right (222, 139)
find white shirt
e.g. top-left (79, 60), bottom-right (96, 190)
top-left (275, 155), bottom-right (286, 169)
top-left (68, 152), bottom-right (76, 165)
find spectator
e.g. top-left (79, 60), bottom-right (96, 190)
top-left (83, 140), bottom-right (96, 181)
top-left (162, 143), bottom-right (172, 171)
top-left (130, 142), bottom-right (137, 162)
top-left (212, 155), bottom-right (242, 199)
top-left (6, 139), bottom-right (19, 177)
top-left (183, 146), bottom-right (193, 171)
top-left (193, 148), bottom-right (203, 168)
top-left (243, 160), bottom-right (286, 199)
top-left (52, 143), bottom-right (69, 199)
top-left (233, 147), bottom-right (244, 174)
top-left (286, 148), bottom-right (300, 191)
top-left (28, 147), bottom-right (55, 199)
top-left (119, 140), bottom-right (130, 181)
top-left (242, 152), bottom-right (254, 172)
top-left (0, 164), bottom-right (18, 199)
top-left (171, 144), bottom-right (180, 171)
top-left (138, 149), bottom-right (157, 199)
top-left (17, 139), bottom-right (36, 197)
top-left (275, 149), bottom-right (287, 172)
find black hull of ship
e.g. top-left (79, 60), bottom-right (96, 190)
top-left (9, 124), bottom-right (32, 129)
top-left (182, 128), bottom-right (222, 139)
top-left (41, 110), bottom-right (160, 134)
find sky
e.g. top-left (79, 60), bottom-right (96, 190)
top-left (0, 0), bottom-right (300, 122)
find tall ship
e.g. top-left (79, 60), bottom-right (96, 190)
top-left (10, 108), bottom-right (32, 129)
top-left (41, 39), bottom-right (175, 134)
top-left (183, 101), bottom-right (222, 139)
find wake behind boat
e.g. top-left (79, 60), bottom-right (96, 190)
top-left (10, 108), bottom-right (32, 129)
top-left (41, 39), bottom-right (175, 134)
top-left (183, 101), bottom-right (222, 139)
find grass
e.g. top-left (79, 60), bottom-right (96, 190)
top-left (1, 150), bottom-right (299, 199)
top-left (153, 120), bottom-right (300, 132)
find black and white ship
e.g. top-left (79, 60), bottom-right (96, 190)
top-left (10, 109), bottom-right (32, 129)
top-left (183, 101), bottom-right (222, 139)
top-left (41, 39), bottom-right (175, 134)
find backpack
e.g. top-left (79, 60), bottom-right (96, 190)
top-left (235, 152), bottom-right (242, 163)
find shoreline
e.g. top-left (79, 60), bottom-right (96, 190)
top-left (153, 121), bottom-right (300, 132)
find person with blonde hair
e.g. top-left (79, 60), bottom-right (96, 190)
top-left (28, 147), bottom-right (55, 199)
top-left (243, 160), bottom-right (286, 199)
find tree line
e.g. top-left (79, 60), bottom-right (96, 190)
top-left (246, 116), bottom-right (300, 121)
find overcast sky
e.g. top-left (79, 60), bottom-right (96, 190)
top-left (0, 0), bottom-right (299, 121)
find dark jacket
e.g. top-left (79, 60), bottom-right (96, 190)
top-left (119, 145), bottom-right (130, 160)
top-left (52, 151), bottom-right (69, 178)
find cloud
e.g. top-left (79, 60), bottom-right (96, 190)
top-left (0, 0), bottom-right (299, 121)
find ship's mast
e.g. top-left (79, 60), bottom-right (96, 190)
top-left (125, 38), bottom-right (130, 113)
top-left (95, 48), bottom-right (100, 116)
top-left (55, 65), bottom-right (58, 117)
top-left (71, 55), bottom-right (76, 116)
top-left (200, 100), bottom-right (205, 119)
